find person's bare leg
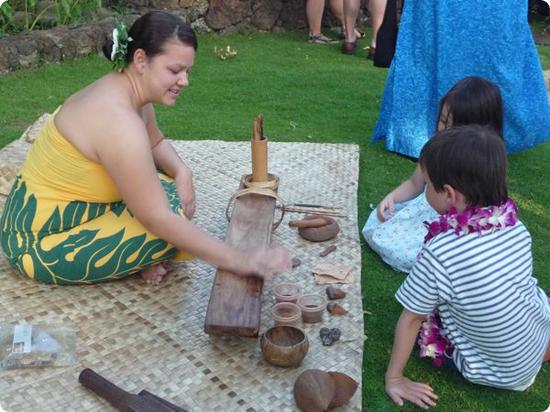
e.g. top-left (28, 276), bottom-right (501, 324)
top-left (343, 0), bottom-right (360, 43)
top-left (329, 0), bottom-right (345, 31)
top-left (306, 0), bottom-right (325, 36)
top-left (369, 0), bottom-right (387, 48)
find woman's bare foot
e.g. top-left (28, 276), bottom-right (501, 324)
top-left (140, 262), bottom-right (168, 285)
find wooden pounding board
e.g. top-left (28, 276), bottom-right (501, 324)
top-left (204, 192), bottom-right (276, 336)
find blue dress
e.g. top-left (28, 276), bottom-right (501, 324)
top-left (372, 0), bottom-right (550, 158)
top-left (362, 192), bottom-right (438, 273)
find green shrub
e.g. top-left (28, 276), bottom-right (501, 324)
top-left (0, 0), bottom-right (101, 34)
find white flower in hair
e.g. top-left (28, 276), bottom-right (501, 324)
top-left (111, 28), bottom-right (120, 61)
top-left (110, 21), bottom-right (132, 72)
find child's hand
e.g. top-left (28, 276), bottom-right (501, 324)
top-left (377, 194), bottom-right (396, 221)
top-left (385, 376), bottom-right (438, 409)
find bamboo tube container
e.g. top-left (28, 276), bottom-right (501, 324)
top-left (251, 113), bottom-right (268, 182)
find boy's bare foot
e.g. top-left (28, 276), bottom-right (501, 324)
top-left (140, 262), bottom-right (168, 285)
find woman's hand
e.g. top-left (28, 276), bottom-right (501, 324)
top-left (235, 247), bottom-right (292, 280)
top-left (385, 376), bottom-right (438, 409)
top-left (175, 167), bottom-right (196, 219)
top-left (377, 193), bottom-right (396, 221)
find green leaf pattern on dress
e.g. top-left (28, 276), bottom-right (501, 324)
top-left (0, 176), bottom-right (182, 284)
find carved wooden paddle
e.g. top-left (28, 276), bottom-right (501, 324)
top-left (79, 368), bottom-right (187, 412)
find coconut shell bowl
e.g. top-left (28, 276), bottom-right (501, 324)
top-left (260, 326), bottom-right (309, 367)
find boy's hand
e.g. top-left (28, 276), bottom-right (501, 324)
top-left (385, 376), bottom-right (438, 409)
top-left (377, 194), bottom-right (395, 221)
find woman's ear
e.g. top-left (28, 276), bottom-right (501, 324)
top-left (132, 49), bottom-right (148, 73)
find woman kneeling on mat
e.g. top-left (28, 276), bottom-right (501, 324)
top-left (0, 12), bottom-right (291, 285)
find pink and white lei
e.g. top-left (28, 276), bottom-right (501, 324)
top-left (418, 198), bottom-right (518, 367)
top-left (418, 309), bottom-right (453, 368)
top-left (423, 198), bottom-right (518, 243)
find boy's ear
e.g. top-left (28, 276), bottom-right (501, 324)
top-left (443, 184), bottom-right (467, 211)
top-left (132, 49), bottom-right (148, 73)
top-left (442, 184), bottom-right (456, 205)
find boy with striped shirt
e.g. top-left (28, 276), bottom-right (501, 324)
top-left (385, 126), bottom-right (550, 409)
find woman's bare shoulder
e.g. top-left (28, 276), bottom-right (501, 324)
top-left (55, 75), bottom-right (147, 159)
top-left (59, 75), bottom-right (131, 122)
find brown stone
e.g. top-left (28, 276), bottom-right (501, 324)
top-left (205, 0), bottom-right (252, 30)
top-left (191, 18), bottom-right (212, 32)
top-left (16, 38), bottom-right (40, 68)
top-left (180, 0), bottom-right (207, 7)
top-left (251, 0), bottom-right (283, 30)
top-left (185, 2), bottom-right (209, 22)
top-left (0, 41), bottom-right (20, 73)
top-left (326, 286), bottom-right (346, 300)
top-left (327, 302), bottom-right (348, 316)
top-left (34, 31), bottom-right (62, 62)
top-left (148, 0), bottom-right (180, 9)
top-left (277, 0), bottom-right (307, 29)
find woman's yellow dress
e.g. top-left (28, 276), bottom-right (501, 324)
top-left (0, 114), bottom-right (189, 284)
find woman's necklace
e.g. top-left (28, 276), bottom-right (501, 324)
top-left (423, 198), bottom-right (518, 243)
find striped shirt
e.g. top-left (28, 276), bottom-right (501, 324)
top-left (396, 221), bottom-right (550, 390)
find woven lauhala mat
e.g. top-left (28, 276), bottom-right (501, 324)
top-left (0, 116), bottom-right (363, 412)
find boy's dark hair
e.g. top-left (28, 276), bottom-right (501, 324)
top-left (437, 76), bottom-right (504, 138)
top-left (103, 11), bottom-right (198, 66)
top-left (420, 125), bottom-right (508, 207)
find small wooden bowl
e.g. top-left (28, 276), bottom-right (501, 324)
top-left (298, 215), bottom-right (340, 242)
top-left (260, 326), bottom-right (309, 367)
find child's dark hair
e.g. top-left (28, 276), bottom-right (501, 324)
top-left (102, 12), bottom-right (198, 67)
top-left (437, 76), bottom-right (503, 138)
top-left (420, 125), bottom-right (508, 207)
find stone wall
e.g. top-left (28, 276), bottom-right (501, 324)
top-left (124, 0), bottom-right (369, 33)
top-left (0, 0), bottom-right (369, 73)
top-left (0, 15), bottom-right (138, 74)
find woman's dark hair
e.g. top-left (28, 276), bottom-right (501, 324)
top-left (103, 12), bottom-right (198, 67)
top-left (437, 76), bottom-right (504, 138)
top-left (419, 125), bottom-right (508, 207)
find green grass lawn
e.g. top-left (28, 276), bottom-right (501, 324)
top-left (0, 31), bottom-right (549, 411)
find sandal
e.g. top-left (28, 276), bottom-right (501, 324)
top-left (308, 33), bottom-right (337, 44)
top-left (339, 28), bottom-right (366, 40)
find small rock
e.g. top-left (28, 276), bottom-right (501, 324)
top-left (291, 257), bottom-right (301, 269)
top-left (319, 245), bottom-right (337, 257)
top-left (326, 286), bottom-right (346, 300)
top-left (320, 327), bottom-right (341, 346)
top-left (327, 302), bottom-right (348, 316)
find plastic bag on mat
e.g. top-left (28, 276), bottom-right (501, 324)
top-left (0, 324), bottom-right (77, 369)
